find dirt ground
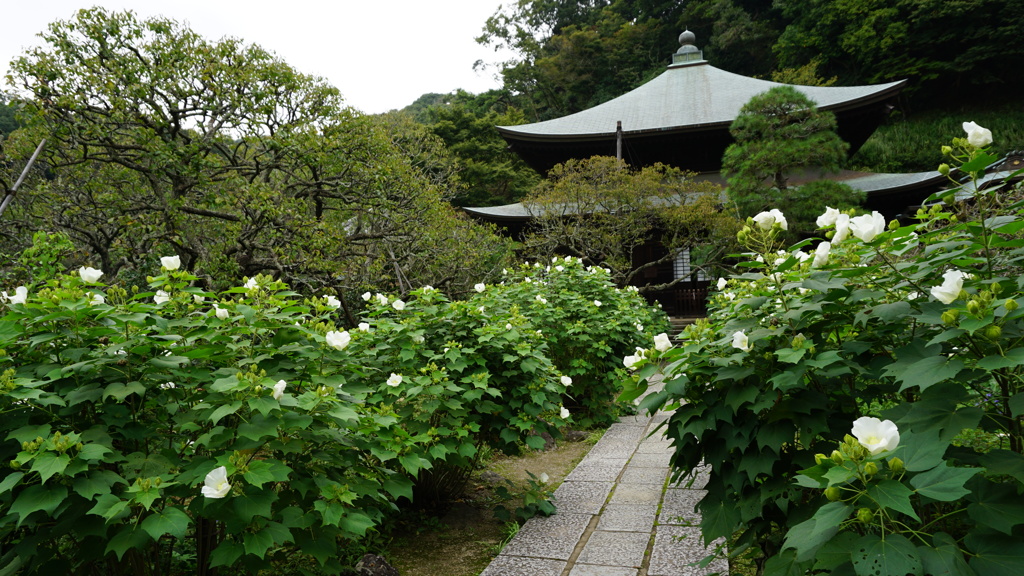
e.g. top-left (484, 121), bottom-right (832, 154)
top-left (385, 431), bottom-right (601, 576)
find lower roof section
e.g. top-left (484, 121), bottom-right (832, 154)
top-left (463, 170), bottom-right (948, 224)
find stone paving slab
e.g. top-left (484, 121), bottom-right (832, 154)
top-left (648, 525), bottom-right (728, 576)
top-left (552, 480), bottom-right (614, 514)
top-left (481, 374), bottom-right (730, 576)
top-left (576, 530), bottom-right (651, 568)
top-left (564, 462), bottom-right (628, 483)
top-left (619, 465), bottom-right (668, 485)
top-left (626, 451), bottom-right (673, 468)
top-left (500, 512), bottom-right (594, 560)
top-left (608, 483), bottom-right (663, 505)
top-left (479, 555), bottom-right (567, 576)
top-left (659, 488), bottom-right (706, 526)
top-left (568, 564), bottom-right (639, 576)
top-left (596, 504), bottom-right (657, 532)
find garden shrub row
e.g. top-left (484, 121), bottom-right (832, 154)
top-left (626, 124), bottom-right (1024, 576)
top-left (0, 255), bottom-right (665, 574)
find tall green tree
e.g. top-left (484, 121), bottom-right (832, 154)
top-left (476, 1), bottom-right (781, 120)
top-left (419, 92), bottom-right (540, 206)
top-left (722, 86), bottom-right (862, 234)
top-left (773, 0), bottom-right (1024, 101)
top-left (522, 156), bottom-right (738, 290)
top-left (4, 8), bottom-right (511, 314)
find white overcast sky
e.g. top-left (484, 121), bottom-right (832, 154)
top-left (1, 1), bottom-right (512, 114)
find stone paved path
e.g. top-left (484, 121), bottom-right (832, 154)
top-left (479, 379), bottom-right (727, 576)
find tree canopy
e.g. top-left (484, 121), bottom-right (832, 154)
top-left (722, 86), bottom-right (863, 234)
top-left (476, 0), bottom-right (1024, 120)
top-left (522, 156), bottom-right (738, 290)
top-left (3, 8), bottom-right (512, 315)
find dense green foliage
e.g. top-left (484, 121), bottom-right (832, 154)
top-left (723, 86), bottom-right (864, 235)
top-left (487, 258), bottom-right (671, 427)
top-left (475, 1), bottom-right (1024, 122)
top-left (0, 253), bottom-right (667, 574)
top-left (1, 8), bottom-right (512, 309)
top-left (415, 92), bottom-right (540, 206)
top-left (523, 156), bottom-right (738, 290)
top-left (625, 128), bottom-right (1024, 575)
top-left (853, 105), bottom-right (1024, 173)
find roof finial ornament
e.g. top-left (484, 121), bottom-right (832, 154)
top-left (672, 28), bottom-right (704, 66)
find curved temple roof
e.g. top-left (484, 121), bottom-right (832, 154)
top-left (498, 63), bottom-right (904, 141)
top-left (497, 33), bottom-right (905, 174)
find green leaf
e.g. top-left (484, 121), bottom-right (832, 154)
top-left (243, 460), bottom-right (291, 488)
top-left (961, 151), bottom-right (1000, 172)
top-left (231, 489), bottom-right (276, 522)
top-left (72, 470), bottom-right (125, 499)
top-left (148, 355), bottom-right (189, 368)
top-left (978, 450), bottom-right (1024, 478)
top-left (103, 381), bottom-right (147, 401)
top-left (0, 472), bottom-right (24, 495)
top-left (208, 400), bottom-right (242, 425)
top-left (88, 493), bottom-right (130, 522)
top-left (1009, 392), bottom-right (1024, 418)
top-left (383, 476), bottom-right (413, 501)
top-left (966, 530), bottom-right (1024, 576)
top-left (910, 463), bottom-right (978, 501)
top-left (338, 511), bottom-right (376, 537)
top-left (698, 498), bottom-right (740, 541)
top-left (919, 532), bottom-right (976, 576)
top-left (893, 355), bottom-right (964, 393)
top-left (775, 347), bottom-right (807, 364)
top-left (9, 484), bottom-right (67, 526)
top-left (824, 463), bottom-right (858, 486)
top-left (294, 530), bottom-right (337, 565)
top-left (895, 429), bottom-right (948, 472)
top-left (977, 348), bottom-right (1024, 371)
top-left (0, 320), bottom-right (24, 344)
top-left (242, 528), bottom-right (274, 558)
top-left (314, 500), bottom-right (345, 526)
top-left (398, 454), bottom-right (429, 476)
top-left (140, 507), bottom-right (192, 540)
top-left (29, 452), bottom-right (70, 483)
top-left (209, 540), bottom-right (244, 568)
top-left (966, 478), bottom-right (1024, 535)
top-left (850, 534), bottom-right (921, 576)
top-left (783, 502), bottom-right (850, 561)
top-left (105, 524), bottom-right (153, 561)
top-left (872, 301), bottom-right (912, 322)
top-left (866, 479), bottom-right (919, 521)
top-left (238, 415), bottom-right (279, 441)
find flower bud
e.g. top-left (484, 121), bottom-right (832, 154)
top-left (831, 450), bottom-right (845, 465)
top-left (984, 325), bottom-right (1002, 340)
top-left (857, 508), bottom-right (874, 524)
top-left (990, 282), bottom-right (1003, 296)
top-left (888, 457), bottom-right (905, 474)
top-left (967, 300), bottom-right (981, 315)
top-left (814, 453), bottom-right (828, 465)
top-left (824, 486), bottom-right (842, 501)
top-left (1005, 298), bottom-right (1019, 311)
top-left (938, 163), bottom-right (951, 176)
top-left (941, 310), bottom-right (960, 325)
top-left (941, 146), bottom-right (953, 155)
top-left (863, 461), bottom-right (879, 477)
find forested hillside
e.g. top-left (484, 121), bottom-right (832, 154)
top-left (405, 0), bottom-right (1024, 205)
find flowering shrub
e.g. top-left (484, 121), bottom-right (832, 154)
top-left (625, 123), bottom-right (1024, 575)
top-left (487, 257), bottom-right (671, 428)
top-left (0, 263), bottom-right (572, 573)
